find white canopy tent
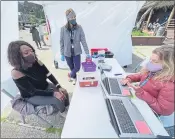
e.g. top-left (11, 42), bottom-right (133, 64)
top-left (1, 1), bottom-right (19, 113)
top-left (1, 2), bottom-right (173, 134)
top-left (1, 1), bottom-right (145, 113)
top-left (31, 1), bottom-right (145, 68)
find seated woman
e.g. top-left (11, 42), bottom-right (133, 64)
top-left (7, 40), bottom-right (69, 116)
top-left (121, 45), bottom-right (174, 136)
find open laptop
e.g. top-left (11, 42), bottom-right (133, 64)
top-left (101, 83), bottom-right (156, 138)
top-left (100, 67), bottom-right (131, 97)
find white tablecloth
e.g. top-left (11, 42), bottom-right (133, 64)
top-left (61, 58), bottom-right (168, 138)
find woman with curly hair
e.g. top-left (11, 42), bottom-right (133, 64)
top-left (7, 40), bottom-right (69, 117)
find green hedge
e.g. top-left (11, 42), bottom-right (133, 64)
top-left (132, 30), bottom-right (150, 36)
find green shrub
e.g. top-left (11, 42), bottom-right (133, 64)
top-left (45, 127), bottom-right (62, 135)
top-left (132, 30), bottom-right (150, 36)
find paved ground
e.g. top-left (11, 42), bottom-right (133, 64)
top-left (1, 122), bottom-right (61, 138)
top-left (1, 30), bottom-right (161, 138)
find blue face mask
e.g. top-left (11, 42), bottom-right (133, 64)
top-left (69, 19), bottom-right (77, 25)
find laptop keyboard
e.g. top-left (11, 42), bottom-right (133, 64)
top-left (111, 99), bottom-right (137, 133)
top-left (109, 78), bottom-right (122, 94)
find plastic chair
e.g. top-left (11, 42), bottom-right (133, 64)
top-left (1, 78), bottom-right (56, 128)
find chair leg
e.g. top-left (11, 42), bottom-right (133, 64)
top-left (35, 114), bottom-right (54, 128)
top-left (21, 115), bottom-right (26, 124)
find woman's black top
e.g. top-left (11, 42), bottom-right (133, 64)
top-left (13, 61), bottom-right (54, 98)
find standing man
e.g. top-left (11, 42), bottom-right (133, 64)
top-left (60, 8), bottom-right (90, 85)
top-left (39, 23), bottom-right (47, 46)
top-left (30, 25), bottom-right (42, 49)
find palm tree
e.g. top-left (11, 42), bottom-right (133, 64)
top-left (136, 1), bottom-right (174, 29)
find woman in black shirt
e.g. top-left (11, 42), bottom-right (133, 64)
top-left (7, 40), bottom-right (69, 116)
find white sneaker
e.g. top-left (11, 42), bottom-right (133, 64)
top-left (68, 73), bottom-right (73, 82)
top-left (73, 79), bottom-right (76, 85)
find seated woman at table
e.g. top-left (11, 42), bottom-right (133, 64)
top-left (121, 45), bottom-right (174, 136)
top-left (7, 40), bottom-right (69, 117)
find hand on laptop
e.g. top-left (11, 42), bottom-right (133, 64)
top-left (120, 78), bottom-right (131, 86)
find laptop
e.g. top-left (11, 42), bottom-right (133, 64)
top-left (101, 84), bottom-right (155, 138)
top-left (100, 67), bottom-right (131, 97)
top-left (105, 98), bottom-right (156, 138)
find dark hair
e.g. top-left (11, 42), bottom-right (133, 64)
top-left (7, 40), bottom-right (37, 69)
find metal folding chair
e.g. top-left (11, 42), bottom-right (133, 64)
top-left (1, 78), bottom-right (57, 128)
top-left (1, 89), bottom-right (57, 128)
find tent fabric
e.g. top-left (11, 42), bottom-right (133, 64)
top-left (1, 1), bottom-right (145, 112)
top-left (1, 1), bottom-right (19, 82)
top-left (32, 1), bottom-right (145, 68)
top-left (1, 1), bottom-right (19, 112)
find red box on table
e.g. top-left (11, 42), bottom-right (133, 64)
top-left (91, 48), bottom-right (108, 55)
top-left (78, 72), bottom-right (98, 87)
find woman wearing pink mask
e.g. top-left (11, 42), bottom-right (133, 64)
top-left (121, 46), bottom-right (174, 116)
top-left (121, 46), bottom-right (174, 137)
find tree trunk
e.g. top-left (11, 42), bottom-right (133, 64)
top-left (136, 1), bottom-right (160, 30)
top-left (136, 7), bottom-right (153, 30)
top-left (146, 9), bottom-right (153, 30)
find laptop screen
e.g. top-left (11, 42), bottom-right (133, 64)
top-left (99, 65), bottom-right (106, 82)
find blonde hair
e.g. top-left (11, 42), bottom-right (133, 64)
top-left (140, 45), bottom-right (174, 82)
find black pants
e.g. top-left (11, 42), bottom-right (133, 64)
top-left (35, 40), bottom-right (41, 48)
top-left (26, 83), bottom-right (70, 113)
